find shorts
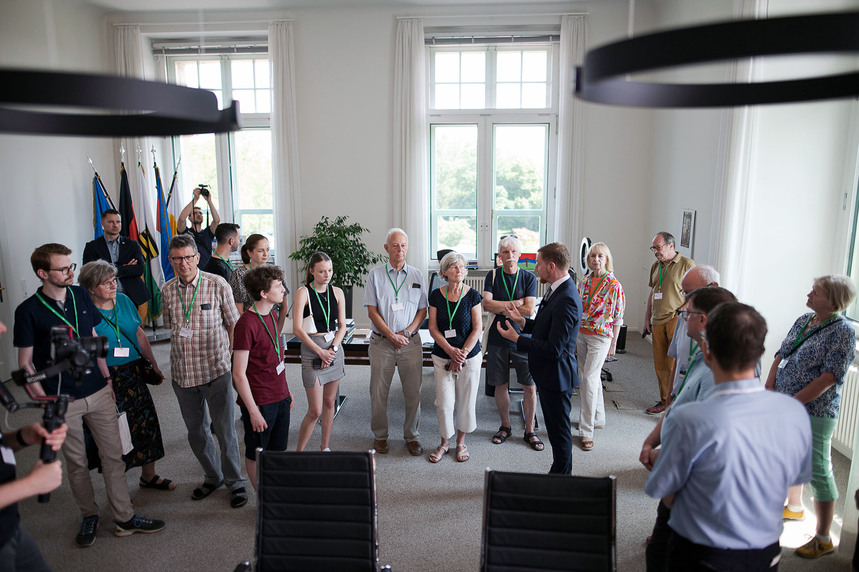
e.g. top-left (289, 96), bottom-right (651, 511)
top-left (240, 396), bottom-right (292, 460)
top-left (484, 344), bottom-right (534, 387)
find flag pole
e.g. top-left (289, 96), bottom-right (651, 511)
top-left (88, 157), bottom-right (116, 209)
top-left (165, 155), bottom-right (181, 209)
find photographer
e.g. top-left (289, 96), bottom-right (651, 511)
top-left (13, 244), bottom-right (165, 548)
top-left (1, 319), bottom-right (69, 571)
top-left (177, 185), bottom-right (221, 269)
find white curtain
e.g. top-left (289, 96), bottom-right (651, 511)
top-left (555, 15), bottom-right (588, 250)
top-left (393, 18), bottom-right (429, 278)
top-left (114, 25), bottom-right (153, 239)
top-left (269, 21), bottom-right (303, 290)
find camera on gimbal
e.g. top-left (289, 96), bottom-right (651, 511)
top-left (198, 183), bottom-right (210, 198)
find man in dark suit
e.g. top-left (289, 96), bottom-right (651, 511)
top-left (82, 209), bottom-right (151, 307)
top-left (498, 242), bottom-right (581, 475)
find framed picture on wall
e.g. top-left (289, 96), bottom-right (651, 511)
top-left (679, 208), bottom-right (696, 258)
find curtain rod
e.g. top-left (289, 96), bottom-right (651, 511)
top-left (114, 19), bottom-right (291, 26)
top-left (397, 12), bottom-right (587, 20)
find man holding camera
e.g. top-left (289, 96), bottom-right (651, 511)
top-left (177, 185), bottom-right (221, 269)
top-left (0, 319), bottom-right (68, 570)
top-left (13, 243), bottom-right (165, 548)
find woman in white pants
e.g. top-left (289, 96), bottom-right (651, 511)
top-left (576, 242), bottom-right (625, 451)
top-left (427, 251), bottom-right (483, 463)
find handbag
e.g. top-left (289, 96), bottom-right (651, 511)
top-left (116, 405), bottom-right (134, 455)
top-left (302, 285), bottom-right (318, 334)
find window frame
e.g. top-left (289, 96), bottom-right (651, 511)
top-left (427, 42), bottom-right (559, 268)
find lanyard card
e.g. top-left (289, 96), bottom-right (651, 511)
top-left (391, 302), bottom-right (404, 311)
top-left (444, 329), bottom-right (457, 339)
top-left (653, 292), bottom-right (663, 300)
top-left (179, 327), bottom-right (194, 339)
top-left (324, 331), bottom-right (335, 343)
top-left (114, 347), bottom-right (130, 358)
top-left (276, 361), bottom-right (285, 375)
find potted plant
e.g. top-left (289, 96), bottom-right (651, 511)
top-left (289, 215), bottom-right (385, 318)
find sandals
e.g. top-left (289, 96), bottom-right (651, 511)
top-left (191, 480), bottom-right (223, 501)
top-left (139, 474), bottom-right (176, 491)
top-left (230, 487), bottom-right (248, 509)
top-left (524, 432), bottom-right (545, 451)
top-left (492, 425), bottom-right (512, 445)
top-left (581, 437), bottom-right (594, 451)
top-left (428, 443), bottom-right (450, 463)
top-left (456, 444), bottom-right (469, 463)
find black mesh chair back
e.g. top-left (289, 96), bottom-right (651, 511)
top-left (255, 450), bottom-right (381, 571)
top-left (480, 470), bottom-right (616, 572)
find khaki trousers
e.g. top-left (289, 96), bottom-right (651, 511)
top-left (651, 317), bottom-right (677, 405)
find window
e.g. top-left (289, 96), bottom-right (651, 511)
top-left (429, 43), bottom-right (558, 266)
top-left (166, 54), bottom-right (275, 256)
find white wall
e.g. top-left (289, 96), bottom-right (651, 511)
top-left (0, 0), bottom-right (115, 373)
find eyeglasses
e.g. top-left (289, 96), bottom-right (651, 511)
top-left (99, 278), bottom-right (117, 288)
top-left (678, 309), bottom-right (704, 320)
top-left (170, 254), bottom-right (198, 263)
top-left (650, 244), bottom-right (669, 252)
top-left (49, 263), bottom-right (76, 275)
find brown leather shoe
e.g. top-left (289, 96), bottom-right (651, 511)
top-left (407, 441), bottom-right (423, 456)
top-left (373, 439), bottom-right (389, 454)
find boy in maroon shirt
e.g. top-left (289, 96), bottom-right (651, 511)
top-left (232, 266), bottom-right (291, 490)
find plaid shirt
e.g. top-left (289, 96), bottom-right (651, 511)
top-left (162, 270), bottom-right (239, 388)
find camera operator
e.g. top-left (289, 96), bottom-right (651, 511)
top-left (177, 185), bottom-right (221, 269)
top-left (13, 244), bottom-right (165, 548)
top-left (0, 319), bottom-right (68, 571)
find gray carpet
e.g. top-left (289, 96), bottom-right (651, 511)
top-left (4, 334), bottom-right (853, 570)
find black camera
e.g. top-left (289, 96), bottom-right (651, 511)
top-left (198, 183), bottom-right (210, 198)
top-left (50, 327), bottom-right (109, 373)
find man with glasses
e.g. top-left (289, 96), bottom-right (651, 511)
top-left (161, 234), bottom-right (246, 508)
top-left (177, 186), bottom-right (221, 269)
top-left (13, 243), bottom-right (165, 547)
top-left (642, 232), bottom-right (695, 415)
top-left (82, 209), bottom-right (150, 310)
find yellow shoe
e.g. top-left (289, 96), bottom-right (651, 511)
top-left (782, 506), bottom-right (805, 520)
top-left (795, 537), bottom-right (835, 559)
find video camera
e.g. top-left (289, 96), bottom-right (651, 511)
top-left (2, 326), bottom-right (108, 503)
top-left (198, 183), bottom-right (210, 198)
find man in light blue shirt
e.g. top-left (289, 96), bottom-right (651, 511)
top-left (645, 302), bottom-right (811, 570)
top-left (364, 228), bottom-right (428, 456)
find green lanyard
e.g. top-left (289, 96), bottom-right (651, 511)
top-left (215, 252), bottom-right (234, 272)
top-left (178, 275), bottom-right (201, 326)
top-left (386, 265), bottom-right (408, 302)
top-left (500, 269), bottom-right (520, 302)
top-left (792, 314), bottom-right (839, 351)
top-left (688, 336), bottom-right (699, 360)
top-left (444, 285), bottom-right (464, 329)
top-left (656, 262), bottom-right (665, 292)
top-left (36, 290), bottom-right (79, 337)
top-left (584, 272), bottom-right (608, 313)
top-left (253, 305), bottom-right (281, 359)
top-left (98, 302), bottom-right (122, 346)
top-left (311, 283), bottom-right (332, 331)
top-left (674, 351), bottom-right (702, 398)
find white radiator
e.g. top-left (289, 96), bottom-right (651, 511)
top-left (833, 363), bottom-right (859, 459)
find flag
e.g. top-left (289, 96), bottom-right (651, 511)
top-left (92, 174), bottom-right (112, 239)
top-left (137, 162), bottom-right (164, 324)
top-left (155, 163), bottom-right (175, 281)
top-left (166, 166), bottom-right (182, 238)
top-left (118, 163), bottom-right (139, 241)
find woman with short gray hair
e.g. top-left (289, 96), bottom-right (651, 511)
top-left (427, 251), bottom-right (483, 463)
top-left (79, 260), bottom-right (173, 490)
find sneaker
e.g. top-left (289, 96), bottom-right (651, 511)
top-left (114, 514), bottom-right (166, 537)
top-left (782, 506), bottom-right (805, 520)
top-left (76, 515), bottom-right (99, 547)
top-left (646, 402), bottom-right (666, 415)
top-left (795, 537), bottom-right (835, 559)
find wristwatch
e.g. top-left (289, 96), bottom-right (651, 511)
top-left (332, 345), bottom-right (339, 353)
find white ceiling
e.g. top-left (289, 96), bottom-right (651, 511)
top-left (87, 0), bottom-right (591, 13)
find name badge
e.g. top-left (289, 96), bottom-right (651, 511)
top-left (444, 329), bottom-right (456, 339)
top-left (778, 358), bottom-right (788, 369)
top-left (276, 361), bottom-right (285, 375)
top-left (324, 332), bottom-right (335, 343)
top-left (653, 293), bottom-right (663, 300)
top-left (1, 446), bottom-right (15, 466)
top-left (179, 327), bottom-right (194, 338)
top-left (391, 302), bottom-right (404, 311)
top-left (114, 347), bottom-right (130, 358)
top-left (678, 368), bottom-right (687, 376)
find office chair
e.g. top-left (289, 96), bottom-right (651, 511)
top-left (252, 450), bottom-right (388, 571)
top-left (480, 470), bottom-right (616, 572)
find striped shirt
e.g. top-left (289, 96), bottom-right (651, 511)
top-left (162, 270), bottom-right (239, 388)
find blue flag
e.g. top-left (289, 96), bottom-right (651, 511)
top-left (154, 163), bottom-right (174, 281)
top-left (92, 174), bottom-right (112, 239)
